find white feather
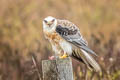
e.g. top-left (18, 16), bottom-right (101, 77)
top-left (59, 40), bottom-right (73, 55)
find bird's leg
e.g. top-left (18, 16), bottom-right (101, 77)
top-left (59, 52), bottom-right (68, 59)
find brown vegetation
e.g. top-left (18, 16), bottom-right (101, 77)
top-left (0, 0), bottom-right (120, 80)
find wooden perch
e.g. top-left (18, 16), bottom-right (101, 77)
top-left (42, 57), bottom-right (74, 80)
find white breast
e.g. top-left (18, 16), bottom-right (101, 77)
top-left (59, 40), bottom-right (73, 55)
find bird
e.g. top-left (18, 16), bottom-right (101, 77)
top-left (42, 16), bottom-right (101, 72)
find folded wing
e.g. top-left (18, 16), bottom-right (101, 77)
top-left (56, 24), bottom-right (101, 72)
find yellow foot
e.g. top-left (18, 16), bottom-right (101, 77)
top-left (59, 54), bottom-right (68, 59)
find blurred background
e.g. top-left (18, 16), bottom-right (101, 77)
top-left (0, 0), bottom-right (120, 80)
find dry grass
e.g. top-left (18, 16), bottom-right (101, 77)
top-left (0, 0), bottom-right (120, 80)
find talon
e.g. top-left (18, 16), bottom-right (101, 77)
top-left (59, 53), bottom-right (68, 59)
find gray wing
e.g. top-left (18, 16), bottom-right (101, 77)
top-left (56, 25), bottom-right (97, 56)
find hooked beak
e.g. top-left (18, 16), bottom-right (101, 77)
top-left (47, 22), bottom-right (52, 27)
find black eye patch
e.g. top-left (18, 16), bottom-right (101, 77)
top-left (44, 20), bottom-right (47, 23)
top-left (52, 19), bottom-right (55, 22)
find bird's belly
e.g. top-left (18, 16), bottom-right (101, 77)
top-left (45, 31), bottom-right (72, 55)
top-left (59, 40), bottom-right (73, 55)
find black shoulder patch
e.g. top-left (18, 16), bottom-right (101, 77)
top-left (56, 25), bottom-right (77, 36)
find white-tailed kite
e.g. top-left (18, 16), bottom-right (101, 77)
top-left (42, 16), bottom-right (101, 72)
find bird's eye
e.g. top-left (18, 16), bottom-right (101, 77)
top-left (44, 20), bottom-right (47, 23)
top-left (51, 19), bottom-right (55, 22)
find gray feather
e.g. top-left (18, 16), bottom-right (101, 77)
top-left (71, 49), bottom-right (101, 72)
top-left (80, 49), bottom-right (101, 72)
top-left (56, 25), bottom-right (97, 56)
top-left (56, 24), bottom-right (101, 72)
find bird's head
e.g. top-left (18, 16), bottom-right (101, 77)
top-left (43, 16), bottom-right (57, 30)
